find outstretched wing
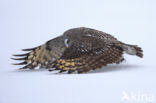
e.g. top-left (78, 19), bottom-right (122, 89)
top-left (12, 44), bottom-right (58, 69)
top-left (52, 36), bottom-right (123, 73)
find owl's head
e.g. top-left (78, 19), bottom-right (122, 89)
top-left (63, 27), bottom-right (86, 48)
top-left (46, 34), bottom-right (75, 52)
top-left (46, 36), bottom-right (67, 52)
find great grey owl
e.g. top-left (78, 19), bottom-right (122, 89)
top-left (12, 27), bottom-right (143, 73)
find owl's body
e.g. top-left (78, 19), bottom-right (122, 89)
top-left (12, 27), bottom-right (143, 73)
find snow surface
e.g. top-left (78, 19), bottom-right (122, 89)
top-left (0, 0), bottom-right (156, 103)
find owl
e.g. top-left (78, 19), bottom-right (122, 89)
top-left (12, 27), bottom-right (143, 73)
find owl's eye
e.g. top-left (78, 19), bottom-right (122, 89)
top-left (64, 39), bottom-right (70, 47)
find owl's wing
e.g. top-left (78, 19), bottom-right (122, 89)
top-left (52, 36), bottom-right (123, 73)
top-left (82, 27), bottom-right (118, 41)
top-left (12, 44), bottom-right (58, 69)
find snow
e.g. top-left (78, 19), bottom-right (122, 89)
top-left (0, 0), bottom-right (156, 103)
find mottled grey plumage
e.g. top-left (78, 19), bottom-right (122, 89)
top-left (12, 27), bottom-right (143, 73)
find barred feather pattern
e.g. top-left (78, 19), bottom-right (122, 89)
top-left (12, 44), bottom-right (60, 69)
top-left (50, 45), bottom-right (123, 73)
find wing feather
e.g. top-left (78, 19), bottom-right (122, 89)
top-left (54, 36), bottom-right (123, 73)
top-left (12, 44), bottom-right (57, 69)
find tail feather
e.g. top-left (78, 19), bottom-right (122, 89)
top-left (132, 45), bottom-right (143, 58)
top-left (120, 44), bottom-right (143, 58)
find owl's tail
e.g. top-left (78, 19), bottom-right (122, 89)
top-left (120, 43), bottom-right (143, 58)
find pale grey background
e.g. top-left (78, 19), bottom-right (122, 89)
top-left (0, 0), bottom-right (156, 103)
